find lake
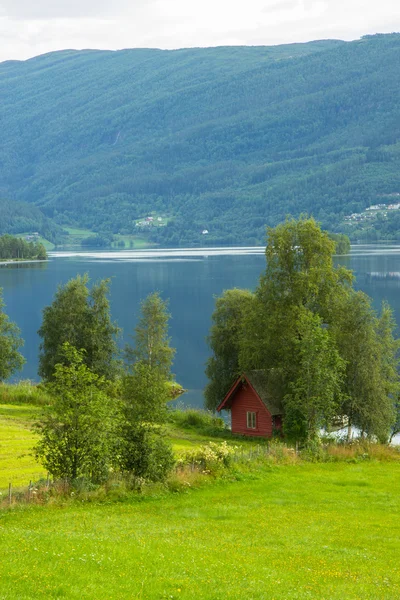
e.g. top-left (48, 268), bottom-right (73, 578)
top-left (2, 244), bottom-right (400, 407)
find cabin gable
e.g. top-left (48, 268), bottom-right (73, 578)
top-left (217, 370), bottom-right (284, 438)
top-left (230, 381), bottom-right (273, 437)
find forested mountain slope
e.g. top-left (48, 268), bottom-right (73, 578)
top-left (0, 199), bottom-right (63, 243)
top-left (0, 33), bottom-right (399, 245)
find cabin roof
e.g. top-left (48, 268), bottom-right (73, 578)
top-left (217, 369), bottom-right (284, 415)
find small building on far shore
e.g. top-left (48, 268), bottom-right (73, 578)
top-left (217, 370), bottom-right (284, 438)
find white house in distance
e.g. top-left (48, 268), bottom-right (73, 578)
top-left (202, 229), bottom-right (209, 235)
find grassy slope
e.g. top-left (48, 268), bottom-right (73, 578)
top-left (60, 227), bottom-right (152, 249)
top-left (1, 403), bottom-right (400, 598)
top-left (0, 462), bottom-right (399, 599)
top-left (0, 404), bottom-right (236, 489)
top-left (0, 405), bottom-right (44, 487)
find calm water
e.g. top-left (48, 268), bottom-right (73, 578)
top-left (2, 244), bottom-right (400, 407)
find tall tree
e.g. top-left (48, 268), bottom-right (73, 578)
top-left (239, 217), bottom-right (352, 391)
top-left (390, 399), bottom-right (400, 443)
top-left (117, 293), bottom-right (176, 482)
top-left (284, 309), bottom-right (345, 441)
top-left (0, 289), bottom-right (25, 381)
top-left (334, 293), bottom-right (398, 441)
top-left (209, 217), bottom-right (399, 442)
top-left (204, 288), bottom-right (254, 411)
top-left (35, 344), bottom-right (115, 483)
top-left (123, 293), bottom-right (175, 422)
top-left (127, 292), bottom-right (175, 379)
top-left (38, 274), bottom-right (120, 381)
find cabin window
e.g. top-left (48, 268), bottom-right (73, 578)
top-left (246, 411), bottom-right (257, 429)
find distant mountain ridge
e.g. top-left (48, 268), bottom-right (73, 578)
top-left (0, 33), bottom-right (399, 245)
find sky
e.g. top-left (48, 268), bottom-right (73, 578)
top-left (0, 0), bottom-right (399, 62)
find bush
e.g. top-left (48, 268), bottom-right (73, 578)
top-left (177, 441), bottom-right (238, 475)
top-left (117, 425), bottom-right (176, 484)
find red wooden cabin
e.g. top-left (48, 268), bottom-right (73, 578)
top-left (217, 370), bottom-right (284, 438)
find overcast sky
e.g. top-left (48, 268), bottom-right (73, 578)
top-left (0, 0), bottom-right (398, 62)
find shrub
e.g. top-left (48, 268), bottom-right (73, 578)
top-left (177, 441), bottom-right (238, 475)
top-left (116, 425), bottom-right (176, 484)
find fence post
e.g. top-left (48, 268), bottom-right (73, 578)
top-left (46, 473), bottom-right (50, 489)
top-left (8, 482), bottom-right (12, 506)
top-left (28, 480), bottom-right (32, 502)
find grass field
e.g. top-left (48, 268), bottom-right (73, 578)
top-left (61, 227), bottom-right (95, 247)
top-left (0, 462), bottom-right (399, 599)
top-left (0, 404), bottom-right (44, 488)
top-left (2, 401), bottom-right (400, 599)
top-left (0, 404), bottom-right (235, 489)
top-left (61, 227), bottom-right (153, 249)
top-left (111, 234), bottom-right (153, 249)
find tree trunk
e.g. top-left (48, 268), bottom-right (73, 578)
top-left (347, 419), bottom-right (352, 442)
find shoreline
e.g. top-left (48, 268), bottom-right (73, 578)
top-left (0, 259), bottom-right (48, 266)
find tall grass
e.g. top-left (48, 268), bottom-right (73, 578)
top-left (0, 381), bottom-right (51, 406)
top-left (325, 440), bottom-right (400, 462)
top-left (168, 407), bottom-right (225, 432)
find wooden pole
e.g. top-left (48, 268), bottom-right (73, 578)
top-left (28, 480), bottom-right (32, 502)
top-left (8, 482), bottom-right (11, 506)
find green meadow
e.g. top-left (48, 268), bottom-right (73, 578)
top-left (0, 403), bottom-right (233, 489)
top-left (1, 400), bottom-right (400, 599)
top-left (0, 404), bottom-right (44, 488)
top-left (0, 462), bottom-right (399, 599)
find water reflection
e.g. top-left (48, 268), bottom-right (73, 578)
top-left (0, 261), bottom-right (48, 270)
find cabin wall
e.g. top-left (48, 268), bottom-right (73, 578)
top-left (231, 383), bottom-right (273, 437)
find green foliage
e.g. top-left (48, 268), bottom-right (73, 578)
top-left (333, 293), bottom-right (399, 441)
top-left (284, 310), bottom-right (345, 441)
top-left (0, 199), bottom-right (63, 244)
top-left (115, 424), bottom-right (175, 484)
top-left (177, 441), bottom-right (237, 475)
top-left (204, 289), bottom-right (254, 411)
top-left (38, 274), bottom-right (120, 381)
top-left (329, 232), bottom-right (351, 254)
top-left (391, 399), bottom-right (400, 443)
top-left (210, 217), bottom-right (399, 442)
top-left (34, 344), bottom-right (115, 483)
top-left (81, 233), bottom-right (114, 247)
top-left (0, 35), bottom-right (399, 244)
top-left (123, 292), bottom-right (175, 424)
top-left (0, 234), bottom-right (47, 260)
top-left (127, 292), bottom-right (175, 378)
top-left (118, 293), bottom-right (177, 481)
top-left (0, 289), bottom-right (25, 381)
top-left (240, 217), bottom-right (352, 374)
top-left (122, 362), bottom-right (171, 424)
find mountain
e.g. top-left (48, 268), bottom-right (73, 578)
top-left (0, 33), bottom-right (399, 245)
